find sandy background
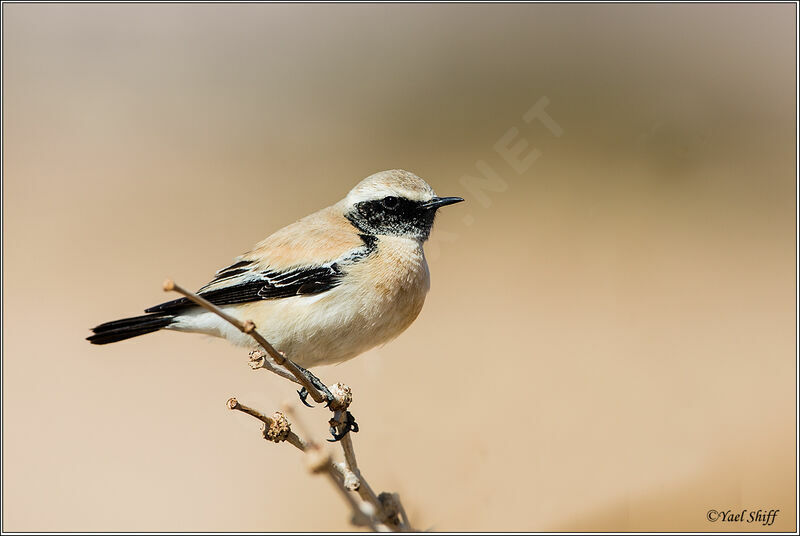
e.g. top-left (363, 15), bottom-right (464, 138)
top-left (2, 3), bottom-right (796, 532)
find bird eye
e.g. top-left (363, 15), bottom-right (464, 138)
top-left (381, 196), bottom-right (399, 209)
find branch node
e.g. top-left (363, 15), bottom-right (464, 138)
top-left (248, 349), bottom-right (266, 370)
top-left (344, 471), bottom-right (361, 492)
top-left (272, 350), bottom-right (287, 366)
top-left (243, 320), bottom-right (256, 334)
top-left (262, 411), bottom-right (291, 443)
top-left (327, 382), bottom-right (353, 411)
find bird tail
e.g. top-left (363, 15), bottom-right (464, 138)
top-left (87, 313), bottom-right (174, 345)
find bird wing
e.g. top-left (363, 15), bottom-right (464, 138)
top-left (145, 204), bottom-right (376, 314)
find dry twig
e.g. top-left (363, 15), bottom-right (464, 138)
top-left (326, 385), bottom-right (408, 530)
top-left (283, 403), bottom-right (390, 531)
top-left (165, 279), bottom-right (412, 531)
top-left (227, 398), bottom-right (305, 450)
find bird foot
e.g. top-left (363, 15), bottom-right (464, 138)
top-left (296, 386), bottom-right (334, 408)
top-left (292, 364), bottom-right (357, 442)
top-left (327, 411), bottom-right (359, 442)
top-left (295, 368), bottom-right (336, 407)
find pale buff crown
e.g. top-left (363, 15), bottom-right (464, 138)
top-left (344, 169), bottom-right (436, 205)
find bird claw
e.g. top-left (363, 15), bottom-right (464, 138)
top-left (293, 364), bottom-right (337, 408)
top-left (296, 385), bottom-right (336, 408)
top-left (327, 411), bottom-right (359, 442)
top-left (297, 388), bottom-right (314, 408)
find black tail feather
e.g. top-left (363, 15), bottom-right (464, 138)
top-left (87, 314), bottom-right (174, 345)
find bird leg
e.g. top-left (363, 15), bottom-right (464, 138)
top-left (294, 364), bottom-right (335, 407)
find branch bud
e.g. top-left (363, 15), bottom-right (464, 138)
top-left (328, 382), bottom-right (353, 411)
top-left (262, 411), bottom-right (291, 443)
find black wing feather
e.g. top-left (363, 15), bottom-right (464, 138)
top-left (144, 264), bottom-right (343, 314)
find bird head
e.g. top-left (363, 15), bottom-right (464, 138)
top-left (343, 169), bottom-right (463, 241)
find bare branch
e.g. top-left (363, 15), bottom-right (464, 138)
top-left (163, 279), bottom-right (327, 404)
top-left (283, 403), bottom-right (390, 532)
top-left (248, 349), bottom-right (301, 384)
top-left (325, 385), bottom-right (409, 531)
top-left (164, 279), bottom-right (413, 530)
top-left (227, 397), bottom-right (305, 449)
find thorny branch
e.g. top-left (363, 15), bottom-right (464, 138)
top-left (164, 280), bottom-right (412, 531)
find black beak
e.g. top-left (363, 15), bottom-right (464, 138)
top-left (421, 196), bottom-right (464, 210)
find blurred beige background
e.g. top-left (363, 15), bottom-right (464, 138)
top-left (2, 3), bottom-right (796, 532)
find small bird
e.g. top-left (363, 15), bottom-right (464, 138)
top-left (88, 170), bottom-right (463, 372)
